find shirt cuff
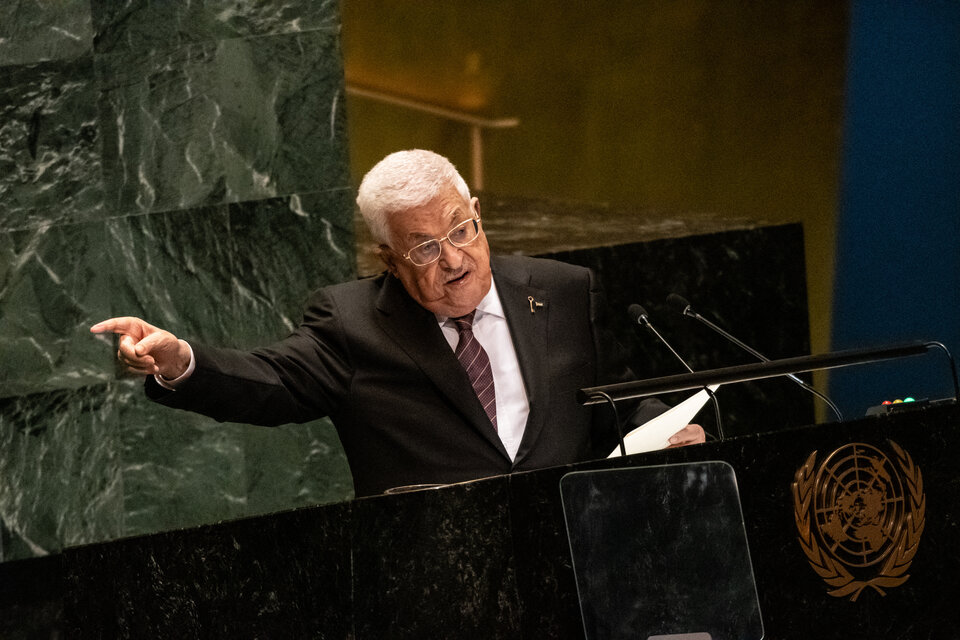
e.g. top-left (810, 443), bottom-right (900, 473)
top-left (154, 341), bottom-right (196, 390)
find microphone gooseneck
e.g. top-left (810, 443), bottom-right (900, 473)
top-left (668, 293), bottom-right (844, 422)
top-left (628, 303), bottom-right (723, 441)
top-left (630, 304), bottom-right (692, 374)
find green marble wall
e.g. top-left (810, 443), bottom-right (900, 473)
top-left (0, 0), bottom-right (355, 563)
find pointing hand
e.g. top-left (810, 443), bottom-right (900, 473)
top-left (90, 317), bottom-right (190, 379)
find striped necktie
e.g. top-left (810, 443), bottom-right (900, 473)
top-left (453, 310), bottom-right (498, 430)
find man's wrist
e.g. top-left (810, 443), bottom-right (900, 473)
top-left (156, 341), bottom-right (195, 389)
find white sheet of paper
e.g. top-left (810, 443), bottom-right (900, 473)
top-left (608, 384), bottom-right (720, 457)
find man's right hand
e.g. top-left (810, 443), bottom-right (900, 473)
top-left (90, 317), bottom-right (191, 379)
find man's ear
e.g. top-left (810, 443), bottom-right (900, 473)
top-left (472, 197), bottom-right (481, 219)
top-left (378, 245), bottom-right (399, 276)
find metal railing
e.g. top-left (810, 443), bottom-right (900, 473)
top-left (346, 83), bottom-right (519, 191)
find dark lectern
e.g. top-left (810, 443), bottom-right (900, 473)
top-left (1, 401), bottom-right (958, 638)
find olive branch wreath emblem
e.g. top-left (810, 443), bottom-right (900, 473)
top-left (792, 440), bottom-right (925, 601)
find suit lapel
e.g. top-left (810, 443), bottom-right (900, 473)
top-left (491, 257), bottom-right (550, 465)
top-left (374, 273), bottom-right (509, 458)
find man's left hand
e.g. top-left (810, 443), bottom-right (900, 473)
top-left (667, 424), bottom-right (706, 448)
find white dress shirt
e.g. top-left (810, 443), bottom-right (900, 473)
top-left (438, 280), bottom-right (530, 461)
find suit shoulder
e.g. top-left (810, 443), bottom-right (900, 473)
top-left (493, 254), bottom-right (591, 284)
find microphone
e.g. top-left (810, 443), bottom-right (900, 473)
top-left (628, 303), bottom-right (723, 440)
top-left (666, 293), bottom-right (843, 422)
top-left (629, 304), bottom-right (694, 374)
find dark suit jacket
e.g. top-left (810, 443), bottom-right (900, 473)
top-left (147, 255), bottom-right (663, 496)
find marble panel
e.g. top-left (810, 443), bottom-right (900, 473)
top-left (224, 189), bottom-right (356, 349)
top-left (96, 29), bottom-right (348, 216)
top-left (0, 555), bottom-right (64, 639)
top-left (91, 191), bottom-right (353, 347)
top-left (0, 0), bottom-right (355, 578)
top-left (117, 390), bottom-right (247, 537)
top-left (544, 224), bottom-right (814, 438)
top-left (2, 195), bottom-right (355, 549)
top-left (1, 207), bottom-right (239, 396)
top-left (92, 0), bottom-right (341, 55)
top-left (506, 466), bottom-right (585, 640)
top-left (119, 399), bottom-right (348, 531)
top-left (64, 502), bottom-right (354, 638)
top-left (0, 383), bottom-right (123, 562)
top-left (0, 221), bottom-right (116, 398)
top-left (241, 419), bottom-right (353, 518)
top-left (351, 480), bottom-right (523, 639)
top-left (98, 206), bottom-right (238, 343)
top-left (0, 0), bottom-right (93, 66)
top-left (0, 57), bottom-right (103, 231)
top-left (119, 384), bottom-right (352, 536)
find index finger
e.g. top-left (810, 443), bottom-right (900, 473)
top-left (90, 317), bottom-right (149, 336)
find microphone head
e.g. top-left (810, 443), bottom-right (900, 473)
top-left (666, 293), bottom-right (693, 316)
top-left (627, 303), bottom-right (649, 325)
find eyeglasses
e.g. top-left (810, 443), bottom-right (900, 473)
top-left (401, 217), bottom-right (482, 266)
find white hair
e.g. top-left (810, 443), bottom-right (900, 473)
top-left (356, 149), bottom-right (471, 245)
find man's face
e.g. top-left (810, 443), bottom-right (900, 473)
top-left (380, 183), bottom-right (492, 318)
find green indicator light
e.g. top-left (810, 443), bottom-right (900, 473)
top-left (904, 397), bottom-right (915, 403)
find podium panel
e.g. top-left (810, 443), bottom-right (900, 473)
top-left (4, 403), bottom-right (960, 638)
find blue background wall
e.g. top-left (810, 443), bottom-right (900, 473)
top-left (831, 1), bottom-right (960, 415)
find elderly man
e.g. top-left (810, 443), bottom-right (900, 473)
top-left (92, 150), bottom-right (703, 496)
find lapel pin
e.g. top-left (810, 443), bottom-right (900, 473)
top-left (527, 296), bottom-right (544, 314)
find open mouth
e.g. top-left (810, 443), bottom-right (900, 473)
top-left (446, 271), bottom-right (470, 285)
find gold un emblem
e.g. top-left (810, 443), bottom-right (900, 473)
top-left (792, 441), bottom-right (925, 601)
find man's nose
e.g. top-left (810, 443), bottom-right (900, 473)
top-left (437, 239), bottom-right (463, 269)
